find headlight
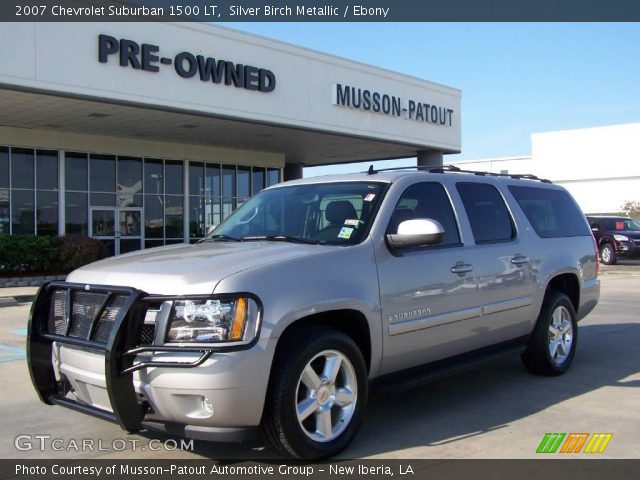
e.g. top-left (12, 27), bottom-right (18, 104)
top-left (614, 234), bottom-right (630, 242)
top-left (165, 296), bottom-right (260, 344)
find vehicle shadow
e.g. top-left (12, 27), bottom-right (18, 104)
top-left (139, 322), bottom-right (640, 460)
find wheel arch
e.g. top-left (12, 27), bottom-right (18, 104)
top-left (544, 272), bottom-right (580, 314)
top-left (273, 309), bottom-right (373, 374)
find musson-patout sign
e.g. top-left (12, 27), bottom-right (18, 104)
top-left (333, 83), bottom-right (454, 126)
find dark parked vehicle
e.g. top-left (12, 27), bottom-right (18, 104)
top-left (587, 215), bottom-right (640, 265)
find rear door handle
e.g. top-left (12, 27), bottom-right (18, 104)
top-left (511, 255), bottom-right (530, 266)
top-left (451, 263), bottom-right (473, 275)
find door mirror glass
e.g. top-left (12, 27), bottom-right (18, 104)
top-left (386, 218), bottom-right (444, 250)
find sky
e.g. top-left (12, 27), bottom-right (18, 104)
top-left (228, 23), bottom-right (640, 176)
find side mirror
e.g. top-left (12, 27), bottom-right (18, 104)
top-left (386, 219), bottom-right (444, 250)
top-left (591, 226), bottom-right (599, 232)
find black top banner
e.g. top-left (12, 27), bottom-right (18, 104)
top-left (3, 0), bottom-right (640, 21)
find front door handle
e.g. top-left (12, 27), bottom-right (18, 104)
top-left (511, 255), bottom-right (530, 266)
top-left (451, 263), bottom-right (473, 275)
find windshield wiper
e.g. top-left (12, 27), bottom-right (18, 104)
top-left (241, 235), bottom-right (322, 245)
top-left (201, 234), bottom-right (242, 242)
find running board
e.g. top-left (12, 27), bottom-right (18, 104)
top-left (372, 336), bottom-right (528, 393)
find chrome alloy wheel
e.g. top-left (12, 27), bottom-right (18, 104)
top-left (548, 305), bottom-right (574, 365)
top-left (601, 245), bottom-right (612, 263)
top-left (295, 349), bottom-right (358, 443)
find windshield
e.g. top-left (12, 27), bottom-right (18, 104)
top-left (603, 218), bottom-right (640, 231)
top-left (204, 182), bottom-right (386, 245)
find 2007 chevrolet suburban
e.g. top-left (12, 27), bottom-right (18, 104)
top-left (27, 165), bottom-right (600, 459)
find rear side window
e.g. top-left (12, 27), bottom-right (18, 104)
top-left (509, 185), bottom-right (590, 238)
top-left (456, 183), bottom-right (515, 244)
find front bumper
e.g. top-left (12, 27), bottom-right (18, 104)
top-left (27, 281), bottom-right (273, 439)
top-left (615, 241), bottom-right (640, 258)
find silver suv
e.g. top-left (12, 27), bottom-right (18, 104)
top-left (27, 166), bottom-right (600, 459)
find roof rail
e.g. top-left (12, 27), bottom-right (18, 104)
top-left (364, 164), bottom-right (552, 183)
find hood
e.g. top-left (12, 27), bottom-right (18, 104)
top-left (66, 241), bottom-right (330, 295)
top-left (616, 230), bottom-right (640, 239)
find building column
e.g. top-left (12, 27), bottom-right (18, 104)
top-left (284, 163), bottom-right (303, 181)
top-left (417, 150), bottom-right (444, 168)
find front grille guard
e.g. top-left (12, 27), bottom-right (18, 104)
top-left (27, 281), bottom-right (214, 433)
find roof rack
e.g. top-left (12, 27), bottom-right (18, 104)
top-left (365, 164), bottom-right (552, 183)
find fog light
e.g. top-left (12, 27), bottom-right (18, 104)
top-left (202, 397), bottom-right (214, 415)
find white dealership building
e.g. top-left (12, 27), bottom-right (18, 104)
top-left (0, 22), bottom-right (461, 254)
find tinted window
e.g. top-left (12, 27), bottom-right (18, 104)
top-left (189, 162), bottom-right (204, 196)
top-left (36, 150), bottom-right (58, 190)
top-left (252, 168), bottom-right (265, 195)
top-left (509, 185), bottom-right (590, 238)
top-left (0, 147), bottom-right (8, 188)
top-left (90, 155), bottom-right (115, 192)
top-left (237, 166), bottom-right (250, 200)
top-left (144, 159), bottom-right (163, 195)
top-left (267, 168), bottom-right (280, 187)
top-left (11, 148), bottom-right (34, 189)
top-left (165, 161), bottom-right (183, 195)
top-left (387, 182), bottom-right (460, 246)
top-left (65, 192), bottom-right (88, 235)
top-left (65, 153), bottom-right (88, 191)
top-left (457, 183), bottom-right (515, 244)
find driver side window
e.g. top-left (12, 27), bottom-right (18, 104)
top-left (388, 182), bottom-right (461, 246)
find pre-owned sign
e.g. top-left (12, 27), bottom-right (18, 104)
top-left (98, 34), bottom-right (276, 93)
top-left (333, 83), bottom-right (454, 126)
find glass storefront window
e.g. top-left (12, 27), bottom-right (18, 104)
top-left (165, 160), bottom-right (183, 195)
top-left (90, 193), bottom-right (116, 206)
top-left (206, 197), bottom-right (221, 227)
top-left (237, 166), bottom-right (250, 200)
top-left (252, 167), bottom-right (265, 195)
top-left (222, 166), bottom-right (236, 198)
top-left (90, 154), bottom-right (116, 192)
top-left (11, 189), bottom-right (34, 235)
top-left (165, 195), bottom-right (183, 238)
top-left (144, 194), bottom-right (164, 239)
top-left (118, 157), bottom-right (142, 191)
top-left (222, 197), bottom-right (235, 220)
top-left (0, 188), bottom-right (9, 235)
top-left (0, 147), bottom-right (9, 188)
top-left (65, 153), bottom-right (88, 191)
top-left (65, 192), bottom-right (88, 235)
top-left (36, 150), bottom-right (58, 191)
top-left (189, 195), bottom-right (205, 238)
top-left (144, 159), bottom-right (163, 195)
top-left (11, 148), bottom-right (34, 190)
top-left (267, 168), bottom-right (280, 187)
top-left (206, 164), bottom-right (220, 198)
top-left (2, 145), bottom-right (279, 247)
top-left (36, 190), bottom-right (58, 236)
top-left (189, 162), bottom-right (204, 197)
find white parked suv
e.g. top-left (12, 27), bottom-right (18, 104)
top-left (28, 165), bottom-right (600, 459)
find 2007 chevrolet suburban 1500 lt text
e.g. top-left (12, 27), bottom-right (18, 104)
top-left (27, 166), bottom-right (600, 459)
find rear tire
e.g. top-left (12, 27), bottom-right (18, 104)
top-left (522, 291), bottom-right (578, 376)
top-left (260, 326), bottom-right (368, 459)
top-left (600, 243), bottom-right (617, 265)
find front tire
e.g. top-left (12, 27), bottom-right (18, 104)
top-left (522, 291), bottom-right (578, 376)
top-left (260, 327), bottom-right (368, 459)
top-left (600, 242), bottom-right (617, 265)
